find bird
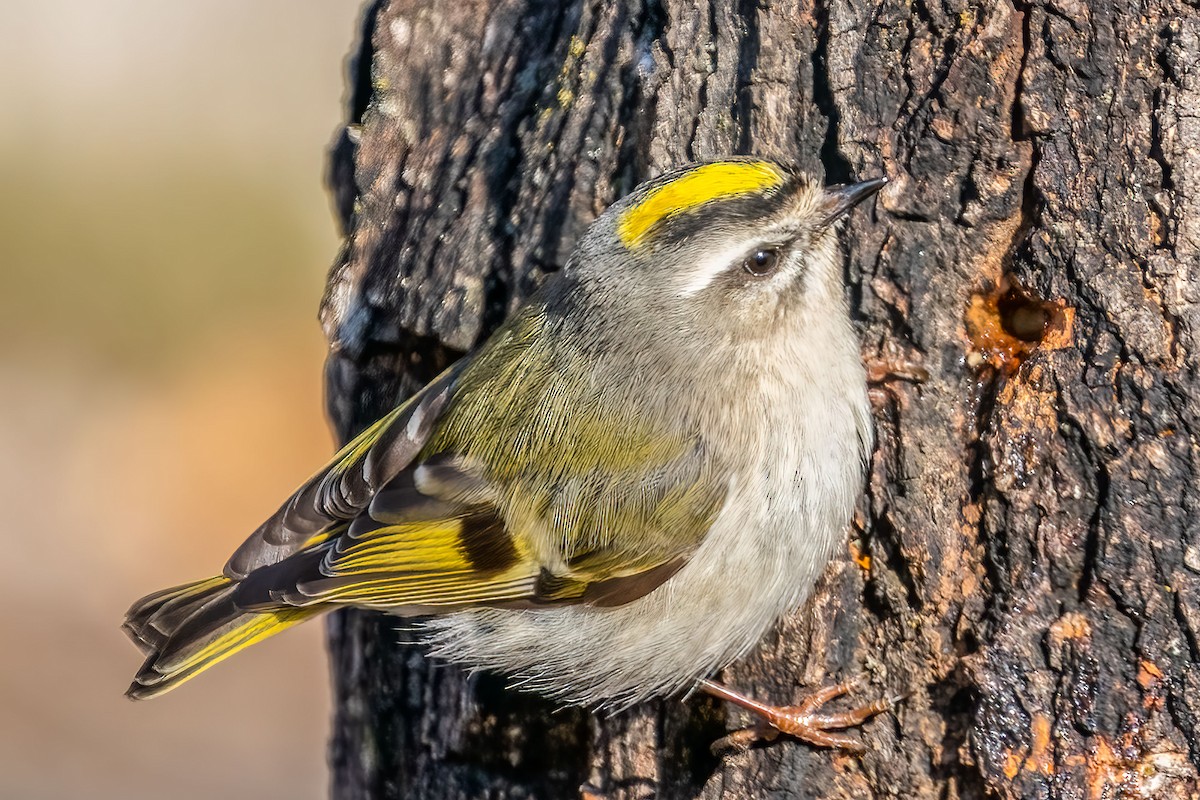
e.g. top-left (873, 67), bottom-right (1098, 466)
top-left (123, 158), bottom-right (891, 750)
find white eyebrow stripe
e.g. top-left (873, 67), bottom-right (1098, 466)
top-left (677, 242), bottom-right (753, 297)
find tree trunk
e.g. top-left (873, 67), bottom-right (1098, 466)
top-left (320, 0), bottom-right (1200, 797)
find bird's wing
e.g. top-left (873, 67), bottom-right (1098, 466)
top-left (223, 358), bottom-right (471, 579)
top-left (226, 304), bottom-right (727, 611)
top-left (228, 448), bottom-right (725, 612)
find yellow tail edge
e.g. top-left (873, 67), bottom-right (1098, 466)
top-left (124, 576), bottom-right (321, 700)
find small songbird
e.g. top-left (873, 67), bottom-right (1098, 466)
top-left (124, 159), bottom-right (891, 750)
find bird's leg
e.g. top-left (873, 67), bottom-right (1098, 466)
top-left (700, 677), bottom-right (896, 755)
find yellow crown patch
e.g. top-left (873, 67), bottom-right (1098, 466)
top-left (617, 161), bottom-right (785, 248)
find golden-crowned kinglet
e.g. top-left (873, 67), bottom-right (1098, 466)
top-left (124, 159), bottom-right (890, 749)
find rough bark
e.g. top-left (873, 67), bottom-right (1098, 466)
top-left (320, 1), bottom-right (1200, 797)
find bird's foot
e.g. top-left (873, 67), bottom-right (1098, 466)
top-left (701, 677), bottom-right (899, 755)
top-left (865, 352), bottom-right (928, 408)
top-left (865, 354), bottom-right (928, 386)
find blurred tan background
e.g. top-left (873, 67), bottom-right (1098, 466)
top-left (1, 2), bottom-right (366, 797)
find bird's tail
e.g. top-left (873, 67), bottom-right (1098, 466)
top-left (122, 575), bottom-right (319, 700)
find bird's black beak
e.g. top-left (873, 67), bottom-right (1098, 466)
top-left (817, 177), bottom-right (888, 229)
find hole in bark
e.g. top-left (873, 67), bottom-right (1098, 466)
top-left (948, 685), bottom-right (980, 715)
top-left (997, 286), bottom-right (1051, 342)
top-left (965, 277), bottom-right (1073, 373)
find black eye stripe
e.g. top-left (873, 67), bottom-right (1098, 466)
top-left (742, 247), bottom-right (781, 276)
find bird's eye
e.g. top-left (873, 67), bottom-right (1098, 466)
top-left (743, 247), bottom-right (781, 276)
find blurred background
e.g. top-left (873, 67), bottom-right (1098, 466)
top-left (1, 2), bottom-right (365, 797)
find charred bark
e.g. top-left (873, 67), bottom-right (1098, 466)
top-left (321, 1), bottom-right (1200, 797)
